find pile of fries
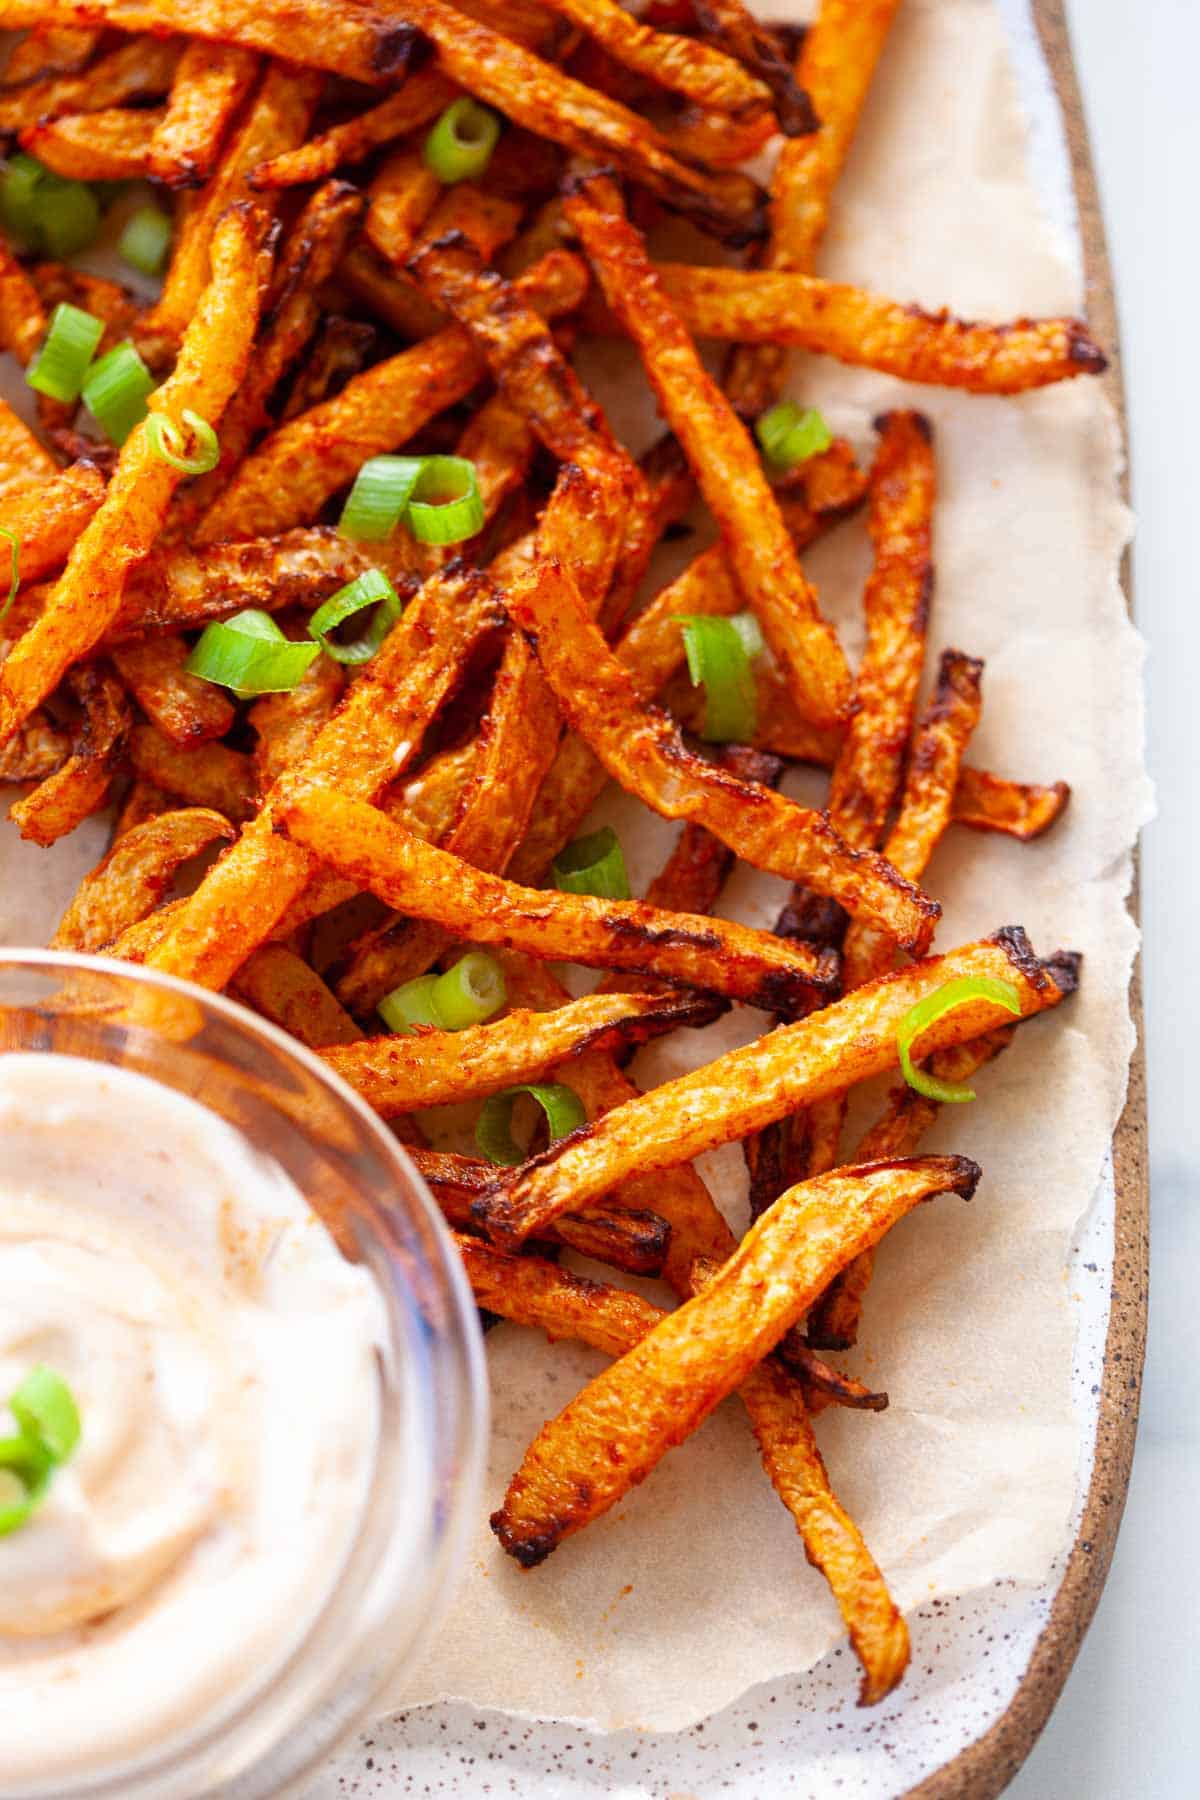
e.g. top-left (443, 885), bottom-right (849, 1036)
top-left (0, 0), bottom-right (1100, 1705)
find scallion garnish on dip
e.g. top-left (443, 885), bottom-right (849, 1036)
top-left (895, 976), bottom-right (1023, 1102)
top-left (0, 1366), bottom-right (81, 1539)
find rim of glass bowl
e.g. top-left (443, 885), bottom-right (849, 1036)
top-left (0, 948), bottom-right (489, 1800)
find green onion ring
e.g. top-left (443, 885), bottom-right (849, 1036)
top-left (405, 457), bottom-right (485, 545)
top-left (308, 569), bottom-right (403, 666)
top-left (146, 408), bottom-right (220, 475)
top-left (674, 612), bottom-right (760, 743)
top-left (896, 976), bottom-right (1023, 1103)
top-left (552, 825), bottom-right (631, 900)
top-left (755, 402), bottom-right (832, 472)
top-left (184, 611), bottom-right (320, 696)
top-left (424, 99), bottom-right (502, 184)
top-left (475, 1082), bottom-right (587, 1167)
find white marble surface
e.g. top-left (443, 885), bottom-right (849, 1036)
top-left (1008, 2), bottom-right (1197, 1795)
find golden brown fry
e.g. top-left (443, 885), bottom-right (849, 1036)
top-left (951, 765), bottom-right (1072, 840)
top-left (0, 34), bottom-right (180, 131)
top-left (565, 175), bottom-right (851, 726)
top-left (148, 61), bottom-right (321, 345)
top-left (0, 399), bottom-right (57, 502)
top-left (128, 723), bottom-right (256, 823)
top-left (104, 895), bottom-right (187, 964)
top-left (16, 1), bottom-right (415, 87)
top-left (197, 249), bottom-right (588, 541)
top-left (146, 568), bottom-right (503, 991)
top-left (455, 1229), bottom-right (667, 1356)
top-left (111, 635), bottom-right (235, 747)
top-left (109, 528), bottom-right (416, 640)
top-left (283, 785), bottom-right (837, 1012)
top-left (362, 149), bottom-right (441, 268)
top-left (735, 1340), bottom-right (908, 1703)
top-left (336, 241), bottom-right (448, 342)
top-left (506, 556), bottom-right (936, 950)
top-left (0, 711), bottom-right (70, 785)
top-left (423, 1159), bottom-right (669, 1277)
top-left (0, 206), bottom-right (269, 747)
top-left (112, 776), bottom-right (171, 838)
top-left (21, 106), bottom-right (164, 182)
top-left (335, 625), bottom-right (563, 1014)
top-left (249, 67), bottom-right (456, 190)
top-left (659, 263), bottom-right (1108, 394)
top-left (323, 986), bottom-right (722, 1116)
top-left (249, 653), bottom-right (345, 797)
top-left (0, 463), bottom-right (103, 589)
top-left (543, 0), bottom-right (773, 115)
top-left (231, 943), bottom-right (361, 1047)
top-left (0, 238), bottom-right (48, 367)
top-left (726, 0), bottom-right (900, 412)
top-left (690, 0), bottom-right (814, 133)
top-left (52, 806), bottom-right (233, 951)
top-left (394, 0), bottom-right (764, 242)
top-left (491, 1155), bottom-right (980, 1564)
top-left (181, 181), bottom-right (365, 518)
top-left (148, 40), bottom-right (259, 187)
top-left (3, 25), bottom-right (100, 86)
top-left (280, 315), bottom-right (376, 420)
top-left (475, 928), bottom-right (1077, 1245)
top-left (10, 663), bottom-right (129, 846)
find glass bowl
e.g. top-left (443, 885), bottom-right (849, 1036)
top-left (0, 949), bottom-right (487, 1800)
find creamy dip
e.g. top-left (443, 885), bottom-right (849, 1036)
top-left (0, 1052), bottom-right (388, 1790)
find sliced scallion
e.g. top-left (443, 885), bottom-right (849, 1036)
top-left (377, 974), bottom-right (443, 1036)
top-left (755, 402), bottom-right (831, 472)
top-left (424, 99), bottom-right (502, 184)
top-left (675, 611), bottom-right (760, 743)
top-left (184, 610), bottom-right (319, 697)
top-left (896, 976), bottom-right (1023, 1103)
top-left (405, 456), bottom-right (484, 545)
top-left (307, 568), bottom-right (403, 666)
top-left (119, 204), bottom-right (172, 277)
top-left (339, 455), bottom-right (423, 542)
top-left (37, 177), bottom-right (100, 259)
top-left (552, 825), bottom-right (631, 900)
top-left (475, 1082), bottom-right (586, 1167)
top-left (26, 302), bottom-right (104, 403)
top-left (378, 952), bottom-right (507, 1036)
top-left (81, 340), bottom-right (154, 445)
top-left (146, 408), bottom-right (220, 475)
top-left (0, 1366), bottom-right (81, 1539)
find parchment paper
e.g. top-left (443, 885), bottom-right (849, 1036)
top-left (0, 0), bottom-right (1149, 1738)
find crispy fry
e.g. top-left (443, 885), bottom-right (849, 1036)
top-left (20, 106), bottom-right (164, 182)
top-left (491, 1155), bottom-right (980, 1563)
top-left (734, 1340), bottom-right (908, 1703)
top-left (197, 249), bottom-right (588, 541)
top-left (104, 895), bottom-right (188, 964)
top-left (109, 528), bottom-right (416, 640)
top-left (455, 1229), bottom-right (666, 1355)
top-left (423, 1159), bottom-right (669, 1277)
top-left (280, 315), bottom-right (375, 420)
top-left (542, 0), bottom-right (774, 115)
top-left (323, 986), bottom-right (723, 1116)
top-left (148, 40), bottom-right (259, 187)
top-left (147, 61), bottom-right (320, 344)
top-left (111, 635), bottom-right (236, 747)
top-left (0, 240), bottom-right (48, 366)
top-left (0, 399), bottom-right (57, 501)
top-left (951, 764), bottom-right (1072, 839)
top-left (392, 0), bottom-right (764, 242)
top-left (335, 625), bottom-right (563, 1014)
top-left (249, 653), bottom-right (344, 797)
top-left (691, 0), bottom-right (815, 133)
top-left (283, 785), bottom-right (837, 1012)
top-left (250, 67), bottom-right (456, 190)
top-left (0, 34), bottom-right (180, 131)
top-left (0, 206), bottom-right (270, 746)
top-left (474, 928), bottom-right (1077, 1244)
top-left (3, 25), bottom-right (100, 85)
top-left (362, 149), bottom-right (441, 268)
top-left (659, 263), bottom-right (1108, 393)
top-left (181, 181), bottom-right (365, 519)
top-left (16, 1), bottom-right (415, 87)
top-left (52, 806), bottom-right (233, 951)
top-left (128, 723), bottom-right (256, 823)
top-left (726, 0), bottom-right (901, 412)
top-left (10, 663), bottom-right (129, 845)
top-left (565, 175), bottom-right (851, 726)
top-left (113, 776), bottom-right (171, 838)
top-left (337, 241), bottom-right (448, 342)
top-left (0, 711), bottom-right (70, 785)
top-left (231, 942), bottom-right (361, 1047)
top-left (146, 568), bottom-right (503, 991)
top-left (506, 556), bottom-right (936, 949)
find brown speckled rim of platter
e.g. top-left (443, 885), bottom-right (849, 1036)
top-left (907, 4), bottom-right (1148, 1796)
